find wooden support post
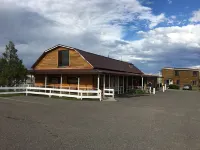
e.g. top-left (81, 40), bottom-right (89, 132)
top-left (103, 74), bottom-right (105, 97)
top-left (118, 76), bottom-right (119, 94)
top-left (132, 76), bottom-right (133, 90)
top-left (123, 76), bottom-right (124, 93)
top-left (109, 74), bottom-right (110, 89)
top-left (126, 76), bottom-right (128, 92)
top-left (45, 75), bottom-right (47, 93)
top-left (78, 77), bottom-right (80, 96)
top-left (141, 76), bottom-right (144, 90)
top-left (97, 74), bottom-right (100, 90)
top-left (45, 75), bottom-right (47, 88)
top-left (60, 74), bottom-right (62, 89)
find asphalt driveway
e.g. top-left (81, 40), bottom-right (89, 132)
top-left (0, 90), bottom-right (200, 150)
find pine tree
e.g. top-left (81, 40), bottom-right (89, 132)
top-left (0, 41), bottom-right (27, 86)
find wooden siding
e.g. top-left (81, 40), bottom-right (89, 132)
top-left (162, 68), bottom-right (200, 87)
top-left (35, 74), bottom-right (94, 89)
top-left (34, 47), bottom-right (93, 69)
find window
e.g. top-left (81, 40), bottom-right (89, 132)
top-left (58, 50), bottom-right (69, 67)
top-left (67, 77), bottom-right (78, 84)
top-left (192, 81), bottom-right (197, 86)
top-left (48, 77), bottom-right (61, 84)
top-left (193, 71), bottom-right (198, 77)
top-left (176, 80), bottom-right (180, 85)
top-left (175, 70), bottom-right (179, 76)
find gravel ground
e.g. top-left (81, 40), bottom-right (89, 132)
top-left (0, 90), bottom-right (200, 150)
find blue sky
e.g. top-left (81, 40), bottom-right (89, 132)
top-left (0, 0), bottom-right (200, 73)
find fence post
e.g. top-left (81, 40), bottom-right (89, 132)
top-left (163, 86), bottom-right (165, 92)
top-left (153, 88), bottom-right (155, 94)
top-left (149, 87), bottom-right (152, 94)
top-left (80, 90), bottom-right (83, 100)
top-left (49, 90), bottom-right (51, 98)
top-left (26, 87), bottom-right (28, 96)
top-left (99, 90), bottom-right (102, 101)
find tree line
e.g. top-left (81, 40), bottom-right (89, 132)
top-left (0, 41), bottom-right (27, 86)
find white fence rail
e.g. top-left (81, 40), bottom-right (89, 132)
top-left (104, 88), bottom-right (115, 98)
top-left (0, 87), bottom-right (102, 101)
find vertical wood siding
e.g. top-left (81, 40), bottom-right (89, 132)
top-left (34, 47), bottom-right (93, 69)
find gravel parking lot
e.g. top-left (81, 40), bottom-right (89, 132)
top-left (1, 90), bottom-right (200, 150)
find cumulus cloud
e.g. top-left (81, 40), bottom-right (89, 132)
top-left (190, 9), bottom-right (200, 22)
top-left (0, 0), bottom-right (166, 69)
top-left (112, 24), bottom-right (200, 72)
top-left (0, 0), bottom-right (200, 73)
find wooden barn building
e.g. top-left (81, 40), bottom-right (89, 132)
top-left (30, 44), bottom-right (158, 94)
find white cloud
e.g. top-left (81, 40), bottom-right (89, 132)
top-left (168, 0), bottom-right (172, 4)
top-left (110, 24), bottom-right (200, 71)
top-left (1, 0), bottom-right (200, 73)
top-left (190, 9), bottom-right (200, 22)
top-left (138, 13), bottom-right (166, 29)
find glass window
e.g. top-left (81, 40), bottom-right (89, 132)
top-left (176, 80), bottom-right (180, 85)
top-left (48, 77), bottom-right (61, 84)
top-left (193, 71), bottom-right (198, 77)
top-left (193, 81), bottom-right (197, 86)
top-left (67, 77), bottom-right (78, 84)
top-left (175, 70), bottom-right (179, 76)
top-left (58, 50), bottom-right (69, 67)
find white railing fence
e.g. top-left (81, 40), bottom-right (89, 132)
top-left (103, 88), bottom-right (115, 98)
top-left (0, 86), bottom-right (102, 101)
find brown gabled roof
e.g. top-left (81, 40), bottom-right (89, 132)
top-left (32, 44), bottom-right (143, 74)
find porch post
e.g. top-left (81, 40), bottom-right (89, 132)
top-left (59, 74), bottom-right (63, 96)
top-left (97, 74), bottom-right (100, 90)
top-left (103, 74), bottom-right (105, 97)
top-left (141, 76), bottom-right (144, 90)
top-left (118, 76), bottom-right (119, 94)
top-left (123, 76), bottom-right (124, 93)
top-left (132, 76), bottom-right (133, 89)
top-left (45, 74), bottom-right (47, 88)
top-left (60, 74), bottom-right (62, 89)
top-left (78, 77), bottom-right (80, 96)
top-left (109, 74), bottom-right (110, 89)
top-left (126, 76), bottom-right (128, 92)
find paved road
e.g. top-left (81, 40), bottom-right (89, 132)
top-left (0, 91), bottom-right (200, 150)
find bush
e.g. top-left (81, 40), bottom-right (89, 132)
top-left (135, 89), bottom-right (146, 94)
top-left (168, 84), bottom-right (180, 89)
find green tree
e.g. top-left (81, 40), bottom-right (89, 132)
top-left (0, 41), bottom-right (27, 86)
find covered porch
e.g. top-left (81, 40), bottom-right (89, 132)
top-left (30, 69), bottom-right (159, 97)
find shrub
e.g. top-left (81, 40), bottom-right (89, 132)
top-left (135, 89), bottom-right (146, 94)
top-left (168, 84), bottom-right (180, 89)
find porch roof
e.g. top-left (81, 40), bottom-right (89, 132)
top-left (29, 69), bottom-right (160, 78)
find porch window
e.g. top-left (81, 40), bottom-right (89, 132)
top-left (48, 77), bottom-right (61, 84)
top-left (58, 50), bottom-right (69, 67)
top-left (67, 77), bottom-right (78, 84)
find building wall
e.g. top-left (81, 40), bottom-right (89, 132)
top-left (162, 68), bottom-right (199, 87)
top-left (34, 47), bottom-right (93, 69)
top-left (34, 74), bottom-right (95, 90)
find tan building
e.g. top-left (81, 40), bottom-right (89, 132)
top-left (162, 67), bottom-right (200, 88)
top-left (30, 44), bottom-right (159, 95)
